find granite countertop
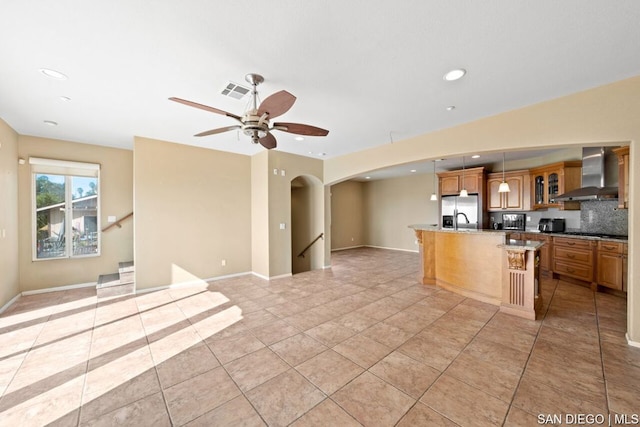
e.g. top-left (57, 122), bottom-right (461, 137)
top-left (498, 239), bottom-right (545, 251)
top-left (408, 224), bottom-right (507, 234)
top-left (511, 229), bottom-right (628, 243)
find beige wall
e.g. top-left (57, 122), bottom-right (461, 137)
top-left (267, 150), bottom-right (324, 277)
top-left (330, 180), bottom-right (365, 250)
top-left (0, 119), bottom-right (19, 308)
top-left (363, 173), bottom-right (439, 251)
top-left (134, 137), bottom-right (251, 290)
top-left (251, 151), bottom-right (270, 278)
top-left (17, 136), bottom-right (133, 292)
top-left (325, 76), bottom-right (639, 343)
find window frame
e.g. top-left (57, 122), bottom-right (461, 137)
top-left (30, 157), bottom-right (101, 261)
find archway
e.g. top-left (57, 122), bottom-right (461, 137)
top-left (291, 175), bottom-right (324, 274)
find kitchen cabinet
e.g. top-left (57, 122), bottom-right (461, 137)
top-left (487, 170), bottom-right (531, 211)
top-left (612, 146), bottom-right (629, 209)
top-left (526, 233), bottom-right (552, 273)
top-left (552, 236), bottom-right (595, 283)
top-left (506, 232), bottom-right (552, 274)
top-left (529, 161), bottom-right (582, 210)
top-left (597, 241), bottom-right (625, 291)
top-left (438, 167), bottom-right (485, 196)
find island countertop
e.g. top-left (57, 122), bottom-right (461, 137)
top-left (408, 224), bottom-right (508, 235)
top-left (498, 239), bottom-right (545, 251)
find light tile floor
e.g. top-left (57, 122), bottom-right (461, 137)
top-left (0, 247), bottom-right (638, 426)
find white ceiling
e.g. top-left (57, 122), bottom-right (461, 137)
top-left (1, 1), bottom-right (640, 164)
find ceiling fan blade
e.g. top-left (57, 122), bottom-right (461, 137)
top-left (194, 125), bottom-right (241, 137)
top-left (169, 97), bottom-right (242, 122)
top-left (257, 90), bottom-right (296, 119)
top-left (259, 133), bottom-right (277, 149)
top-left (273, 122), bottom-right (329, 136)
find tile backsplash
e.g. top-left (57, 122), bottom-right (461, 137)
top-left (580, 200), bottom-right (628, 236)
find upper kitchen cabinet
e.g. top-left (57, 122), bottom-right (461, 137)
top-left (612, 146), bottom-right (629, 209)
top-left (438, 167), bottom-right (486, 196)
top-left (529, 161), bottom-right (582, 210)
top-left (487, 170), bottom-right (531, 211)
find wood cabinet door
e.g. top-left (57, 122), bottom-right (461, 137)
top-left (441, 176), bottom-right (460, 195)
top-left (532, 173), bottom-right (545, 208)
top-left (462, 173), bottom-right (479, 194)
top-left (487, 178), bottom-right (504, 210)
top-left (504, 176), bottom-right (524, 210)
top-left (597, 252), bottom-right (623, 290)
top-left (539, 243), bottom-right (551, 271)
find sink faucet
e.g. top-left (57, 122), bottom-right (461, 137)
top-left (453, 210), bottom-right (470, 230)
top-left (456, 212), bottom-right (470, 224)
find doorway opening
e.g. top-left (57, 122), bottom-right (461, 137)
top-left (291, 175), bottom-right (323, 274)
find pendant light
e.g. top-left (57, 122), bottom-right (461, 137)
top-left (430, 160), bottom-right (438, 201)
top-left (498, 152), bottom-right (511, 193)
top-left (459, 156), bottom-right (469, 197)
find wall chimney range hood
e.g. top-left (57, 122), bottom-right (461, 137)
top-left (555, 147), bottom-right (619, 201)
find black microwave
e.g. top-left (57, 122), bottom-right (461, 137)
top-left (502, 213), bottom-right (526, 231)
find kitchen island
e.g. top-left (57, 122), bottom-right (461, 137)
top-left (410, 225), bottom-right (545, 319)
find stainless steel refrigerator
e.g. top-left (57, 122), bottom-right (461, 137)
top-left (441, 194), bottom-right (479, 229)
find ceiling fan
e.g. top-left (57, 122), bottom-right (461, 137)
top-left (170, 73), bottom-right (329, 149)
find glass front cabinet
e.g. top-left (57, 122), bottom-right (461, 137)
top-left (529, 161), bottom-right (582, 210)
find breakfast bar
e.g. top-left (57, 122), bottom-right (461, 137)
top-left (410, 225), bottom-right (544, 319)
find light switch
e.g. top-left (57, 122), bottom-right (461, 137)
top-left (279, 223), bottom-right (286, 230)
top-left (281, 169), bottom-right (286, 176)
top-left (107, 216), bottom-right (116, 223)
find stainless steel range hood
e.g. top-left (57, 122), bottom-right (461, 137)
top-left (555, 147), bottom-right (619, 201)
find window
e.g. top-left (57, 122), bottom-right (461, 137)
top-left (31, 157), bottom-right (100, 260)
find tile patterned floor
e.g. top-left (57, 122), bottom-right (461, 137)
top-left (0, 247), bottom-right (638, 426)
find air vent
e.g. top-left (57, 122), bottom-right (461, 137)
top-left (221, 82), bottom-right (250, 100)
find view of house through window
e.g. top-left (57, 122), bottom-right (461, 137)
top-left (31, 158), bottom-right (100, 260)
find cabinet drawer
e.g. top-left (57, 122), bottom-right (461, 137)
top-left (553, 246), bottom-right (593, 265)
top-left (553, 260), bottom-right (593, 281)
top-left (553, 237), bottom-right (592, 249)
top-left (598, 241), bottom-right (623, 254)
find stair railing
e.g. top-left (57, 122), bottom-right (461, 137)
top-left (102, 212), bottom-right (133, 232)
top-left (297, 233), bottom-right (324, 258)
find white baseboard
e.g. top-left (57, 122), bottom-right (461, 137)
top-left (363, 245), bottom-right (419, 253)
top-left (251, 272), bottom-right (292, 280)
top-left (269, 273), bottom-right (293, 280)
top-left (0, 293), bottom-right (21, 314)
top-left (331, 245), bottom-right (365, 252)
top-left (136, 271), bottom-right (253, 294)
top-left (626, 333), bottom-right (640, 348)
top-left (22, 281), bottom-right (96, 296)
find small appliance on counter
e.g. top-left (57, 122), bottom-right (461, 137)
top-left (502, 213), bottom-right (526, 231)
top-left (442, 215), bottom-right (454, 228)
top-left (537, 218), bottom-right (566, 233)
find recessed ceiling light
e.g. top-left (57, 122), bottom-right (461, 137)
top-left (446, 106), bottom-right (456, 111)
top-left (435, 159), bottom-right (443, 162)
top-left (294, 136), bottom-right (305, 141)
top-left (410, 169), bottom-right (417, 173)
top-left (443, 68), bottom-right (466, 81)
top-left (365, 176), bottom-right (371, 180)
top-left (471, 155), bottom-right (480, 159)
top-left (39, 68), bottom-right (68, 80)
top-left (319, 152), bottom-right (326, 156)
top-left (44, 120), bottom-right (58, 126)
top-left (59, 96), bottom-right (71, 102)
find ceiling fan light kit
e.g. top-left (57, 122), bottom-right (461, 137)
top-left (170, 73), bottom-right (328, 150)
